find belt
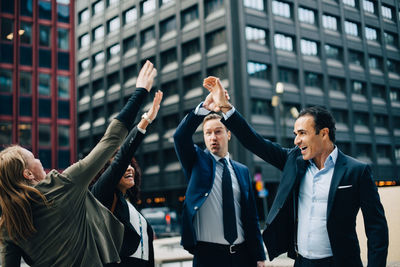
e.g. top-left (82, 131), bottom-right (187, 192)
top-left (196, 241), bottom-right (247, 254)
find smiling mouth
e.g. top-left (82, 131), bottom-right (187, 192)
top-left (300, 147), bottom-right (307, 152)
top-left (124, 174), bottom-right (134, 179)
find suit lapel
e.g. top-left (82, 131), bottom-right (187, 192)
top-left (230, 159), bottom-right (247, 197)
top-left (327, 150), bottom-right (347, 219)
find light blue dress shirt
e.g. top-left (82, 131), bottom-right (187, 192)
top-left (297, 146), bottom-right (338, 259)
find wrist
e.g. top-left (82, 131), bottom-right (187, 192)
top-left (141, 112), bottom-right (153, 124)
top-left (219, 103), bottom-right (232, 113)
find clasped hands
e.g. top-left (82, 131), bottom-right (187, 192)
top-left (202, 76), bottom-right (232, 113)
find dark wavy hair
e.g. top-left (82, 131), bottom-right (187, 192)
top-left (298, 106), bottom-right (336, 143)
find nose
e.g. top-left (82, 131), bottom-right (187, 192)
top-left (294, 135), bottom-right (300, 146)
top-left (127, 165), bottom-right (134, 172)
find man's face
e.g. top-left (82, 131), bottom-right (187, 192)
top-left (203, 119), bottom-right (231, 158)
top-left (21, 148), bottom-right (46, 184)
top-left (293, 115), bottom-right (328, 161)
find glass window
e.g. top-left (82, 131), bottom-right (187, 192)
top-left (39, 98), bottom-right (51, 118)
top-left (365, 26), bottom-right (377, 41)
top-left (58, 51), bottom-right (69, 70)
top-left (390, 87), bottom-right (400, 102)
top-left (108, 17), bottom-right (120, 33)
top-left (322, 15), bottom-right (337, 31)
top-left (1, 18), bottom-right (14, 42)
top-left (251, 99), bottom-right (272, 116)
top-left (352, 81), bottom-right (366, 95)
top-left (124, 7), bottom-right (137, 24)
top-left (39, 25), bottom-right (51, 46)
top-left (108, 0), bottom-right (119, 7)
top-left (39, 124), bottom-right (51, 146)
top-left (207, 64), bottom-right (228, 80)
top-left (79, 33), bottom-right (89, 49)
top-left (123, 65), bottom-right (136, 83)
top-left (0, 122), bottom-right (12, 145)
top-left (78, 8), bottom-right (89, 24)
top-left (368, 56), bottom-right (381, 70)
top-left (245, 26), bottom-right (267, 46)
top-left (328, 77), bottom-right (345, 93)
top-left (183, 72), bottom-right (201, 93)
top-left (39, 49), bottom-right (51, 68)
top-left (0, 94), bottom-right (13, 115)
top-left (20, 71), bottom-right (32, 94)
top-left (384, 32), bottom-right (396, 47)
top-left (160, 16), bottom-right (176, 37)
top-left (19, 22), bottom-right (32, 45)
top-left (325, 44), bottom-right (341, 60)
top-left (58, 150), bottom-right (70, 169)
top-left (107, 43), bottom-right (120, 61)
top-left (57, 3), bottom-right (69, 23)
top-left (362, 0), bottom-right (374, 14)
top-left (244, 0), bottom-right (264, 11)
top-left (343, 0), bottom-right (356, 7)
top-left (387, 59), bottom-right (399, 73)
top-left (58, 28), bottom-right (69, 50)
top-left (371, 84), bottom-right (385, 99)
top-left (348, 50), bottom-right (363, 66)
top-left (161, 48), bottom-right (177, 69)
top-left (93, 25), bottom-right (104, 41)
top-left (205, 0), bottom-right (224, 17)
top-left (274, 33), bottom-right (293, 51)
top-left (0, 69), bottom-right (12, 93)
top-left (182, 38), bottom-right (200, 61)
top-left (19, 123), bottom-right (32, 146)
top-left (278, 67), bottom-right (297, 84)
top-left (354, 112), bottom-right (369, 126)
top-left (123, 36), bottom-right (136, 54)
top-left (344, 21), bottom-right (358, 36)
top-left (272, 1), bottom-right (291, 18)
top-left (20, 46), bottom-right (32, 66)
top-left (21, 0), bottom-right (33, 16)
top-left (93, 51), bottom-right (105, 67)
top-left (38, 73), bottom-right (51, 96)
top-left (301, 39), bottom-right (318, 56)
top-left (181, 5), bottom-right (198, 28)
top-left (58, 100), bottom-right (69, 119)
top-left (304, 72), bottom-right (322, 87)
top-left (58, 76), bottom-right (69, 98)
top-left (141, 0), bottom-right (156, 16)
top-left (381, 5), bottom-right (393, 20)
top-left (298, 7), bottom-right (315, 25)
top-left (141, 27), bottom-right (155, 45)
top-left (39, 0), bottom-right (52, 20)
top-left (39, 148), bottom-right (51, 169)
top-left (58, 125), bottom-right (69, 146)
top-left (19, 95), bottom-right (32, 116)
top-left (1, 0), bottom-right (14, 13)
top-left (206, 28), bottom-right (226, 51)
top-left (161, 80), bottom-right (178, 99)
top-left (247, 62), bottom-right (269, 80)
top-left (79, 58), bottom-right (89, 73)
top-left (92, 0), bottom-right (104, 15)
top-left (373, 114), bottom-right (388, 128)
top-left (376, 145), bottom-right (391, 161)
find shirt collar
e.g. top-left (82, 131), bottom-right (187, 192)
top-left (210, 152), bottom-right (230, 163)
top-left (309, 145), bottom-right (338, 168)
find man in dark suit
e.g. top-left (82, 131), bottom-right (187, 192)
top-left (173, 101), bottom-right (266, 267)
top-left (202, 76), bottom-right (389, 267)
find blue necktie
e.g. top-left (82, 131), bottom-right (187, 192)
top-left (220, 158), bottom-right (237, 244)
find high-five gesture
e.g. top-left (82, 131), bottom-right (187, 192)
top-left (202, 76), bottom-right (231, 113)
top-left (138, 90), bottom-right (163, 130)
top-left (136, 60), bottom-right (157, 92)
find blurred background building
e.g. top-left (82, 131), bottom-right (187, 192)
top-left (74, 0), bottom-right (400, 217)
top-left (0, 0), bottom-right (76, 170)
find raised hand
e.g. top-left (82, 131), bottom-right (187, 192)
top-left (203, 76), bottom-right (231, 112)
top-left (136, 60), bottom-right (157, 92)
top-left (147, 90), bottom-right (163, 121)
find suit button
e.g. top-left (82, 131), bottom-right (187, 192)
top-left (204, 193), bottom-right (209, 197)
top-left (194, 206), bottom-right (198, 210)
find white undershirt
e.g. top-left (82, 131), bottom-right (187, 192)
top-left (127, 201), bottom-right (149, 260)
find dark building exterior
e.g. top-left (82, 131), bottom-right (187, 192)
top-left (0, 0), bottom-right (76, 170)
top-left (75, 0), bottom-right (400, 213)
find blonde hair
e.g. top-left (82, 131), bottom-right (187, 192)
top-left (0, 146), bottom-right (48, 242)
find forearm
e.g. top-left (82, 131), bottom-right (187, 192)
top-left (116, 87), bottom-right (149, 131)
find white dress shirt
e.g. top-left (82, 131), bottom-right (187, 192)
top-left (128, 201), bottom-right (149, 260)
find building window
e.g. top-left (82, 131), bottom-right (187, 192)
top-left (343, 0), bottom-right (356, 8)
top-left (344, 21), bottom-right (359, 36)
top-left (160, 16), bottom-right (176, 37)
top-left (332, 109), bottom-right (348, 125)
top-left (108, 0), bottom-right (119, 7)
top-left (39, 25), bottom-right (51, 47)
top-left (92, 0), bottom-right (104, 16)
top-left (39, 0), bottom-right (52, 20)
top-left (0, 69), bottom-right (12, 93)
top-left (183, 72), bottom-right (201, 94)
top-left (123, 65), bottom-right (136, 84)
top-left (107, 43), bottom-right (120, 61)
top-left (387, 59), bottom-right (399, 73)
top-left (160, 0), bottom-right (173, 6)
top-left (79, 33), bottom-right (89, 49)
top-left (274, 33), bottom-right (293, 51)
top-left (161, 48), bottom-right (177, 69)
top-left (368, 56), bottom-right (382, 70)
top-left (124, 7), bottom-right (137, 25)
top-left (352, 81), bottom-right (366, 95)
top-left (0, 122), bottom-right (12, 145)
top-left (371, 84), bottom-right (386, 99)
top-left (244, 0), bottom-right (264, 11)
top-left (251, 99), bottom-right (272, 116)
top-left (141, 0), bottom-right (156, 16)
top-left (78, 8), bottom-right (89, 24)
top-left (20, 71), bottom-right (32, 94)
top-left (79, 58), bottom-right (90, 73)
top-left (322, 14), bottom-right (338, 31)
top-left (245, 26), bottom-right (267, 46)
top-left (207, 64), bottom-right (228, 80)
top-left (205, 0), bottom-right (224, 17)
top-left (373, 114), bottom-right (388, 129)
top-left (362, 0), bottom-right (375, 14)
top-left (376, 145), bottom-right (391, 162)
top-left (247, 62), bottom-right (269, 80)
top-left (38, 73), bottom-right (51, 96)
top-left (381, 5), bottom-right (393, 20)
top-left (20, 22), bottom-right (32, 44)
top-left (93, 25), bottom-right (104, 41)
top-left (354, 112), bottom-right (369, 126)
top-left (182, 39), bottom-right (200, 61)
top-left (93, 51), bottom-right (105, 67)
top-left (298, 7), bottom-right (315, 25)
top-left (206, 28), bottom-right (226, 51)
top-left (348, 50), bottom-right (363, 66)
top-left (325, 44), bottom-right (341, 60)
top-left (365, 26), bottom-right (378, 41)
top-left (384, 32), bottom-right (396, 47)
top-left (1, 0), bottom-right (14, 14)
top-left (107, 17), bottom-right (120, 33)
top-left (181, 5), bottom-right (198, 28)
top-left (57, 1), bottom-right (69, 23)
top-left (328, 77), bottom-right (345, 93)
top-left (141, 27), bottom-right (155, 46)
top-left (304, 72), bottom-right (322, 87)
top-left (58, 28), bottom-right (69, 50)
top-left (18, 123), bottom-right (32, 147)
top-left (57, 75), bottom-right (70, 99)
top-left (123, 35), bottom-right (137, 54)
top-left (272, 1), bottom-right (291, 18)
top-left (278, 67), bottom-right (297, 84)
top-left (20, 0), bottom-right (33, 17)
top-left (390, 87), bottom-right (400, 102)
top-left (300, 39), bottom-right (318, 56)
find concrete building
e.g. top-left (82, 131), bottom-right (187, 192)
top-left (0, 0), bottom-right (76, 170)
top-left (75, 0), bottom-right (400, 213)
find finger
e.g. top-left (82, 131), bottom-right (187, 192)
top-left (138, 60), bottom-right (150, 78)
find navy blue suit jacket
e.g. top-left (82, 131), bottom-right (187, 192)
top-left (223, 110), bottom-right (389, 267)
top-left (173, 109), bottom-right (266, 263)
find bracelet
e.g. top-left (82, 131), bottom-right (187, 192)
top-left (141, 113), bottom-right (153, 124)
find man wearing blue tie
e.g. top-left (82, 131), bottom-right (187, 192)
top-left (174, 101), bottom-right (266, 267)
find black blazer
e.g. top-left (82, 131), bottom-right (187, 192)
top-left (173, 109), bottom-right (266, 263)
top-left (223, 110), bottom-right (388, 267)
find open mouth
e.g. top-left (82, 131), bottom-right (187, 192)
top-left (124, 174), bottom-right (134, 179)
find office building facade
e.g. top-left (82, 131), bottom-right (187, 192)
top-left (0, 0), bottom-right (76, 170)
top-left (75, 0), bottom-right (400, 211)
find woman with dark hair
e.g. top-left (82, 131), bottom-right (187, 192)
top-left (0, 61), bottom-right (156, 266)
top-left (91, 91), bottom-right (163, 267)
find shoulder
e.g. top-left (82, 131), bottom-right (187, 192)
top-left (339, 151), bottom-right (369, 169)
top-left (230, 159), bottom-right (249, 173)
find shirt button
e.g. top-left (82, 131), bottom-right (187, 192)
top-left (194, 206), bottom-right (198, 210)
top-left (204, 193), bottom-right (209, 197)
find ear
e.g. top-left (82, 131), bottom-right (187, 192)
top-left (321, 128), bottom-right (329, 139)
top-left (227, 130), bottom-right (231, 141)
top-left (23, 169), bottom-right (34, 180)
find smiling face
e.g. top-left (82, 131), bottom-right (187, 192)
top-left (117, 165), bottom-right (135, 193)
top-left (294, 115), bottom-right (332, 168)
top-left (203, 118), bottom-right (231, 158)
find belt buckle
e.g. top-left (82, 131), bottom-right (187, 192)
top-left (229, 245), bottom-right (236, 254)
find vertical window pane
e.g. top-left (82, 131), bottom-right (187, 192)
top-left (39, 98), bottom-right (51, 118)
top-left (20, 71), bottom-right (32, 94)
top-left (1, 1), bottom-right (14, 13)
top-left (39, 0), bottom-right (52, 20)
top-left (244, 0), bottom-right (264, 11)
top-left (58, 150), bottom-right (70, 169)
top-left (205, 0), bottom-right (224, 17)
top-left (0, 69), bottom-right (13, 93)
top-left (322, 15), bottom-right (338, 31)
top-left (19, 96), bottom-right (32, 116)
top-left (18, 123), bottom-right (32, 146)
top-left (141, 0), bottom-right (156, 16)
top-left (1, 18), bottom-right (14, 42)
top-left (108, 17), bottom-right (120, 33)
top-left (20, 46), bottom-right (33, 66)
top-left (39, 49), bottom-right (51, 68)
top-left (245, 26), bottom-right (267, 46)
top-left (39, 73), bottom-right (51, 96)
top-left (124, 7), bottom-right (137, 24)
top-left (0, 95), bottom-right (13, 115)
top-left (181, 5), bottom-right (198, 28)
top-left (57, 4), bottom-right (69, 23)
top-left (272, 1), bottom-right (291, 18)
top-left (92, 1), bottom-right (104, 15)
top-left (58, 28), bottom-right (69, 50)
top-left (78, 8), bottom-right (89, 24)
top-left (0, 43), bottom-right (13, 63)
top-left (247, 62), bottom-right (269, 80)
top-left (20, 22), bottom-right (32, 44)
top-left (298, 7), bottom-right (315, 24)
top-left (57, 76), bottom-right (69, 98)
top-left (39, 149), bottom-right (52, 169)
top-left (39, 124), bottom-right (51, 146)
top-left (58, 125), bottom-right (69, 146)
top-left (0, 122), bottom-right (12, 145)
top-left (39, 25), bottom-right (51, 47)
top-left (58, 100), bottom-right (70, 118)
top-left (58, 51), bottom-right (69, 70)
